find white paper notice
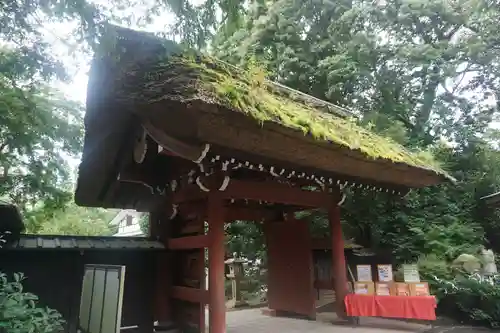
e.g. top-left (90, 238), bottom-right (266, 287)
top-left (355, 283), bottom-right (369, 294)
top-left (403, 264), bottom-right (420, 283)
top-left (377, 264), bottom-right (393, 282)
top-left (356, 265), bottom-right (372, 281)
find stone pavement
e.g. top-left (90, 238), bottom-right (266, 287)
top-left (422, 327), bottom-right (494, 333)
top-left (223, 308), bottom-right (432, 333)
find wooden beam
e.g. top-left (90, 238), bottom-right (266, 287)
top-left (143, 120), bottom-right (207, 162)
top-left (227, 206), bottom-right (277, 221)
top-left (223, 179), bottom-right (329, 208)
top-left (179, 202), bottom-right (279, 222)
top-left (171, 286), bottom-right (209, 304)
top-left (168, 235), bottom-right (210, 250)
top-left (179, 219), bottom-right (204, 235)
top-left (173, 184), bottom-right (208, 204)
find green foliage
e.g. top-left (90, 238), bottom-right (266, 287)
top-left (0, 272), bottom-right (65, 333)
top-left (0, 48), bottom-right (84, 224)
top-left (2, 0), bottom-right (500, 328)
top-left (413, 255), bottom-right (454, 285)
top-left (434, 274), bottom-right (500, 328)
top-left (225, 221), bottom-right (265, 261)
top-left (139, 213), bottom-right (149, 236)
top-left (341, 141), bottom-right (500, 262)
top-left (0, 0), bottom-right (122, 230)
top-left (0, 62), bottom-right (83, 212)
top-left (240, 264), bottom-right (267, 303)
top-left (28, 203), bottom-right (117, 236)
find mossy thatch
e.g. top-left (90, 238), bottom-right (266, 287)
top-left (117, 52), bottom-right (449, 179)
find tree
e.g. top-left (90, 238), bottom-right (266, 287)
top-left (190, 0), bottom-right (500, 263)
top-left (139, 213), bottom-right (149, 235)
top-left (0, 0), bottom-right (99, 220)
top-left (225, 221), bottom-right (265, 261)
top-left (0, 57), bottom-right (83, 223)
top-left (2, 0), bottom-right (500, 264)
top-left (32, 203), bottom-right (117, 236)
top-left (0, 0), bottom-right (181, 222)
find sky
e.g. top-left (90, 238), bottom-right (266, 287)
top-left (40, 5), bottom-right (179, 172)
top-left (46, 12), bottom-right (177, 104)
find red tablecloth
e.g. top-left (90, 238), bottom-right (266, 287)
top-left (344, 294), bottom-right (437, 320)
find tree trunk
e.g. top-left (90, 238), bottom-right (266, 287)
top-left (412, 66), bottom-right (440, 141)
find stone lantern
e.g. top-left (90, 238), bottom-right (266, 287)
top-left (225, 256), bottom-right (247, 308)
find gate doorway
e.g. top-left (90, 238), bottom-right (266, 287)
top-left (264, 217), bottom-right (315, 319)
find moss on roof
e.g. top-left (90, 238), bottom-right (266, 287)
top-left (118, 52), bottom-right (449, 179)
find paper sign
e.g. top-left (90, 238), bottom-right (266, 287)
top-left (403, 264), bottom-right (420, 282)
top-left (395, 283), bottom-right (410, 296)
top-left (356, 265), bottom-right (372, 281)
top-left (354, 282), bottom-right (373, 295)
top-left (376, 283), bottom-right (392, 296)
top-left (411, 282), bottom-right (430, 296)
top-left (377, 264), bottom-right (393, 282)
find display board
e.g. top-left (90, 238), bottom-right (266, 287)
top-left (79, 264), bottom-right (126, 333)
top-left (403, 264), bottom-right (420, 282)
top-left (377, 264), bottom-right (393, 282)
top-left (356, 265), bottom-right (372, 282)
top-left (349, 264), bottom-right (430, 298)
top-left (375, 282), bottom-right (392, 296)
top-left (395, 282), bottom-right (410, 296)
top-left (409, 282), bottom-right (430, 296)
top-left (354, 281), bottom-right (374, 295)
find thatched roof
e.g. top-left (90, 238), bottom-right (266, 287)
top-left (75, 25), bottom-right (452, 210)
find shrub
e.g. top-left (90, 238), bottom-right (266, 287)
top-left (396, 255), bottom-right (454, 293)
top-left (0, 272), bottom-right (65, 333)
top-left (433, 273), bottom-right (500, 328)
top-left (415, 255), bottom-right (454, 281)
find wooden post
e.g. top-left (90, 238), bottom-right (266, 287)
top-left (149, 212), bottom-right (172, 325)
top-left (328, 201), bottom-right (348, 319)
top-left (208, 193), bottom-right (226, 333)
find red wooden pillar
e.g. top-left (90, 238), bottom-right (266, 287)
top-left (208, 193), bottom-right (226, 333)
top-left (328, 201), bottom-right (348, 318)
top-left (149, 212), bottom-right (172, 325)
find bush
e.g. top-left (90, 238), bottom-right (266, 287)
top-left (433, 274), bottom-right (500, 328)
top-left (224, 263), bottom-right (267, 304)
top-left (0, 272), bottom-right (65, 333)
top-left (416, 255), bottom-right (454, 281)
top-left (395, 255), bottom-right (454, 293)
top-left (404, 255), bottom-right (500, 328)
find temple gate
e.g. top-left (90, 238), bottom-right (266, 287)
top-left (74, 25), bottom-right (451, 333)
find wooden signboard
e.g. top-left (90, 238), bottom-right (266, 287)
top-left (377, 264), bottom-right (393, 282)
top-left (79, 265), bottom-right (126, 333)
top-left (354, 281), bottom-right (374, 295)
top-left (394, 282), bottom-right (410, 296)
top-left (409, 282), bottom-right (430, 296)
top-left (356, 265), bottom-right (372, 282)
top-left (375, 282), bottom-right (394, 296)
